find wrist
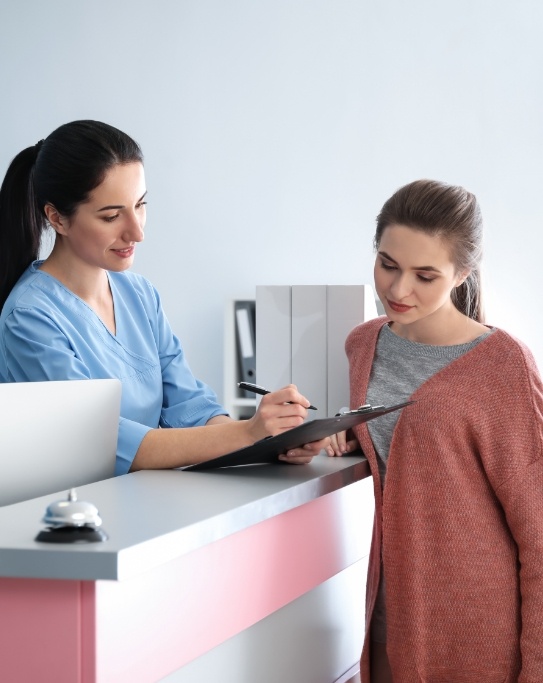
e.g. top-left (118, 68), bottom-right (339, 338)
top-left (244, 413), bottom-right (267, 444)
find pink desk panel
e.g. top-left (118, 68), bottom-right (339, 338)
top-left (0, 479), bottom-right (370, 683)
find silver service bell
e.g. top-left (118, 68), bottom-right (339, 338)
top-left (35, 488), bottom-right (108, 543)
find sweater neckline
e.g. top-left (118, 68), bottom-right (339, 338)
top-left (380, 321), bottom-right (495, 360)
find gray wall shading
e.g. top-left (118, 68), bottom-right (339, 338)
top-left (1, 0), bottom-right (542, 402)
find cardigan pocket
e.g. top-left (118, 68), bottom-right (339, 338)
top-left (417, 666), bottom-right (506, 683)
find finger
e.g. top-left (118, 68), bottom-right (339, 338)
top-left (301, 437), bottom-right (330, 455)
top-left (273, 414), bottom-right (307, 432)
top-left (278, 450), bottom-right (314, 464)
top-left (258, 396), bottom-right (307, 420)
top-left (327, 434), bottom-right (341, 457)
top-left (344, 438), bottom-right (360, 453)
top-left (280, 436), bottom-right (329, 461)
top-left (326, 431), bottom-right (348, 456)
top-left (336, 430), bottom-right (348, 453)
top-left (270, 384), bottom-right (312, 411)
top-left (253, 400), bottom-right (306, 437)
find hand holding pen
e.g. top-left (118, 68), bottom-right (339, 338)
top-left (240, 382), bottom-right (328, 464)
top-left (238, 382), bottom-right (318, 410)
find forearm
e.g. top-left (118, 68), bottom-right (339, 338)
top-left (206, 414), bottom-right (234, 425)
top-left (130, 385), bottom-right (322, 470)
top-left (130, 419), bottom-right (255, 470)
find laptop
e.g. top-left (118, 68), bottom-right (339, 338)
top-left (0, 378), bottom-right (121, 506)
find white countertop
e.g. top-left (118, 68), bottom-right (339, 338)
top-left (0, 454), bottom-right (369, 582)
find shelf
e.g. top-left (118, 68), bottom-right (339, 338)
top-left (223, 299), bottom-right (257, 420)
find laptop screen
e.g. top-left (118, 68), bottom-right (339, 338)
top-left (0, 379), bottom-right (121, 506)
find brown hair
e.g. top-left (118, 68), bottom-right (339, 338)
top-left (375, 179), bottom-right (484, 322)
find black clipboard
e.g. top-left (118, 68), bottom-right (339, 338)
top-left (184, 401), bottom-right (414, 471)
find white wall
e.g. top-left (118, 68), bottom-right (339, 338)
top-left (1, 0), bottom-right (542, 401)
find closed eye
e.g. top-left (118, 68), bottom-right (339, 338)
top-left (417, 273), bottom-right (435, 283)
top-left (379, 261), bottom-right (397, 271)
top-left (380, 260), bottom-right (436, 283)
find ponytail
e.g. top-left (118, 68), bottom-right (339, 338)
top-left (451, 268), bottom-right (484, 323)
top-left (451, 269), bottom-right (485, 323)
top-left (0, 143), bottom-right (47, 310)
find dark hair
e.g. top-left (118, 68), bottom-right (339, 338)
top-left (375, 179), bottom-right (484, 322)
top-left (0, 120), bottom-right (143, 309)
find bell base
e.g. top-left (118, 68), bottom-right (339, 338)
top-left (35, 525), bottom-right (108, 544)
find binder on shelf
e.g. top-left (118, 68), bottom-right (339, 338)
top-left (326, 285), bottom-right (378, 416)
top-left (292, 285), bottom-right (327, 421)
top-left (256, 285), bottom-right (292, 394)
top-left (256, 284), bottom-right (378, 417)
top-left (235, 300), bottom-right (256, 397)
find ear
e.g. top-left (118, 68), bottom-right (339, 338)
top-left (44, 204), bottom-right (69, 235)
top-left (455, 269), bottom-right (471, 288)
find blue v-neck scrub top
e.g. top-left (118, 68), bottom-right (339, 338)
top-left (0, 262), bottom-right (227, 475)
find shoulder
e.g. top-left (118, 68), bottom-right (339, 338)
top-left (346, 316), bottom-right (388, 355)
top-left (479, 327), bottom-right (539, 374)
top-left (499, 329), bottom-right (542, 380)
top-left (460, 328), bottom-right (543, 402)
top-left (109, 269), bottom-right (153, 291)
top-left (1, 263), bottom-right (54, 315)
top-left (108, 270), bottom-right (160, 305)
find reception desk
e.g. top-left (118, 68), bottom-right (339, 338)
top-left (0, 455), bottom-right (374, 683)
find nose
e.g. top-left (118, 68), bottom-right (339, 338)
top-left (123, 211), bottom-right (145, 243)
top-left (389, 272), bottom-right (412, 300)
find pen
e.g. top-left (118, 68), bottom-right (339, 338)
top-left (238, 382), bottom-right (318, 410)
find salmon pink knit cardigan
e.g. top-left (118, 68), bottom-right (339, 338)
top-left (347, 317), bottom-right (543, 683)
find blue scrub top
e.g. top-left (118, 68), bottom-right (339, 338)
top-left (0, 262), bottom-right (227, 474)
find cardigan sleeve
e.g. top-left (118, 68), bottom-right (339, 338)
top-left (496, 460), bottom-right (543, 681)
top-left (479, 340), bottom-right (543, 681)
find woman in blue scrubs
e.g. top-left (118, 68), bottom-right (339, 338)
top-left (0, 120), bottom-right (326, 474)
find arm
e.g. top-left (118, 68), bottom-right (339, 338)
top-left (145, 283), bottom-right (327, 467)
top-left (2, 307), bottom-right (325, 470)
top-left (1, 307), bottom-right (92, 382)
top-left (495, 461), bottom-right (543, 681)
top-left (476, 339), bottom-right (543, 679)
top-left (131, 384), bottom-right (328, 470)
top-left (205, 413), bottom-right (326, 465)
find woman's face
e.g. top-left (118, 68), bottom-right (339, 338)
top-left (51, 162), bottom-right (146, 273)
top-left (374, 224), bottom-right (466, 331)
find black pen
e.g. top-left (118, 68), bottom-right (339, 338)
top-left (238, 382), bottom-right (318, 410)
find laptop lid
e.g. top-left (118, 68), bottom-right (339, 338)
top-left (0, 379), bottom-right (121, 506)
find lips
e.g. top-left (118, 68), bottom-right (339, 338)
top-left (112, 246), bottom-right (135, 258)
top-left (387, 299), bottom-right (414, 313)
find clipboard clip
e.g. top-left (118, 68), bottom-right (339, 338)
top-left (335, 404), bottom-right (385, 417)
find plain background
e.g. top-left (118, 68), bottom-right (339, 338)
top-left (1, 0), bottom-right (542, 403)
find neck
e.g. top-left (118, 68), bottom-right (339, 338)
top-left (390, 307), bottom-right (486, 346)
top-left (40, 253), bottom-right (110, 305)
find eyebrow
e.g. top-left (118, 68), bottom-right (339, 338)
top-left (378, 250), bottom-right (441, 273)
top-left (96, 191), bottom-right (147, 213)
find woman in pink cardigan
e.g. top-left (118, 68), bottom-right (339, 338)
top-left (328, 180), bottom-right (543, 682)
